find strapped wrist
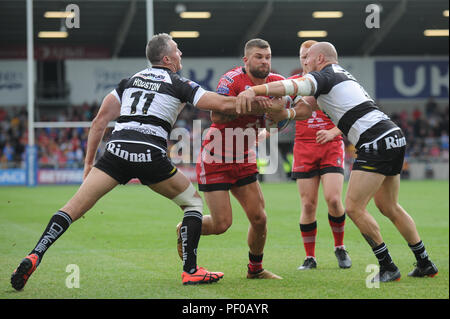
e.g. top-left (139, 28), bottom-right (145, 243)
top-left (290, 108), bottom-right (296, 120)
top-left (286, 108), bottom-right (292, 120)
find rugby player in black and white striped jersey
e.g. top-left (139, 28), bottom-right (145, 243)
top-left (236, 42), bottom-right (438, 282)
top-left (10, 33), bottom-right (286, 290)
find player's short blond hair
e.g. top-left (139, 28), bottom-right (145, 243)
top-left (300, 40), bottom-right (318, 51)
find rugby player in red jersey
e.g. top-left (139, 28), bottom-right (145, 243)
top-left (289, 40), bottom-right (351, 270)
top-left (237, 42), bottom-right (438, 282)
top-left (179, 39), bottom-right (284, 279)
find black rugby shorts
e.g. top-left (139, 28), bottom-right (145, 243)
top-left (94, 141), bottom-right (177, 185)
top-left (352, 129), bottom-right (406, 176)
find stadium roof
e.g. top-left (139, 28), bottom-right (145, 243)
top-left (1, 0), bottom-right (448, 58)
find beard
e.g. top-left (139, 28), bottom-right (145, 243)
top-left (249, 65), bottom-right (270, 79)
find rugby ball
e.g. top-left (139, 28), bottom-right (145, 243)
top-left (263, 96), bottom-right (293, 132)
top-left (264, 113), bottom-right (291, 131)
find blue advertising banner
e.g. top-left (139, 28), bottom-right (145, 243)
top-left (375, 60), bottom-right (449, 99)
top-left (0, 169), bottom-right (26, 185)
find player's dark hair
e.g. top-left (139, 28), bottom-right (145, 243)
top-left (244, 38), bottom-right (270, 56)
top-left (146, 33), bottom-right (173, 65)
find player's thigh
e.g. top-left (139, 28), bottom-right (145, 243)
top-left (148, 169), bottom-right (192, 200)
top-left (345, 170), bottom-right (385, 214)
top-left (231, 181), bottom-right (266, 223)
top-left (203, 190), bottom-right (233, 226)
top-left (373, 174), bottom-right (401, 212)
top-left (62, 167), bottom-right (119, 220)
top-left (321, 172), bottom-right (344, 202)
top-left (296, 176), bottom-right (320, 209)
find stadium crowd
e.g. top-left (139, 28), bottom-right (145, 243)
top-left (0, 98), bottom-right (448, 171)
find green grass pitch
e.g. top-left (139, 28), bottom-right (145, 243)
top-left (0, 180), bottom-right (448, 299)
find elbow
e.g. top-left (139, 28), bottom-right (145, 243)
top-left (91, 116), bottom-right (108, 131)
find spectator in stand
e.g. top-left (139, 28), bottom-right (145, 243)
top-left (0, 100), bottom-right (448, 170)
top-left (425, 97), bottom-right (438, 117)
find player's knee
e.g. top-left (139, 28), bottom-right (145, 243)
top-left (172, 184), bottom-right (203, 213)
top-left (374, 198), bottom-right (388, 214)
top-left (302, 201), bottom-right (317, 215)
top-left (376, 200), bottom-right (401, 220)
top-left (249, 210), bottom-right (267, 228)
top-left (325, 195), bottom-right (342, 213)
top-left (214, 220), bottom-right (232, 234)
top-left (344, 201), bottom-right (360, 220)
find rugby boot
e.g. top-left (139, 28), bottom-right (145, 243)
top-left (335, 247), bottom-right (352, 269)
top-left (408, 260), bottom-right (438, 278)
top-left (372, 264), bottom-right (401, 283)
top-left (182, 266), bottom-right (224, 285)
top-left (297, 257), bottom-right (317, 270)
top-left (11, 253), bottom-right (40, 291)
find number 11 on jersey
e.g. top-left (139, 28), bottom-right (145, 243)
top-left (129, 91), bottom-right (155, 115)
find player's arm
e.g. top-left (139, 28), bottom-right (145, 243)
top-left (292, 96), bottom-right (318, 120)
top-left (210, 111), bottom-right (238, 124)
top-left (195, 91), bottom-right (275, 115)
top-left (84, 93), bottom-right (121, 179)
top-left (316, 126), bottom-right (342, 144)
top-left (209, 96), bottom-right (286, 124)
top-left (236, 77), bottom-right (316, 114)
top-left (266, 95), bottom-right (315, 123)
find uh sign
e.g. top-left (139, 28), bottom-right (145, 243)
top-left (375, 60), bottom-right (449, 99)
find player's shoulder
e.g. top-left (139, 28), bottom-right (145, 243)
top-left (221, 66), bottom-right (245, 80)
top-left (217, 66), bottom-right (246, 94)
top-left (267, 72), bottom-right (285, 82)
top-left (309, 64), bottom-right (336, 78)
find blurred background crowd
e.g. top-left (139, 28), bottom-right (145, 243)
top-left (0, 98), bottom-right (448, 175)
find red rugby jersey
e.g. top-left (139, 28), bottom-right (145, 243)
top-left (288, 73), bottom-right (342, 143)
top-left (202, 66), bottom-right (285, 159)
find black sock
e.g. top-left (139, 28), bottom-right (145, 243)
top-left (372, 242), bottom-right (395, 269)
top-left (248, 252), bottom-right (264, 273)
top-left (30, 210), bottom-right (72, 264)
top-left (180, 211), bottom-right (202, 274)
top-left (328, 213), bottom-right (346, 224)
top-left (408, 240), bottom-right (429, 266)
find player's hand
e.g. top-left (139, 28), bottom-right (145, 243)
top-left (236, 89), bottom-right (255, 114)
top-left (254, 96), bottom-right (272, 111)
top-left (316, 129), bottom-right (335, 144)
top-left (266, 108), bottom-right (288, 123)
top-left (83, 162), bottom-right (93, 180)
top-left (269, 97), bottom-right (286, 112)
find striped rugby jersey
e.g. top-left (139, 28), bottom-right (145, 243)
top-left (304, 64), bottom-right (394, 147)
top-left (110, 66), bottom-right (206, 148)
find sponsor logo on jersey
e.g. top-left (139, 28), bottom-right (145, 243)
top-left (140, 72), bottom-right (166, 81)
top-left (217, 85), bottom-right (230, 95)
top-left (223, 75), bottom-right (234, 83)
top-left (187, 80), bottom-right (200, 89)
